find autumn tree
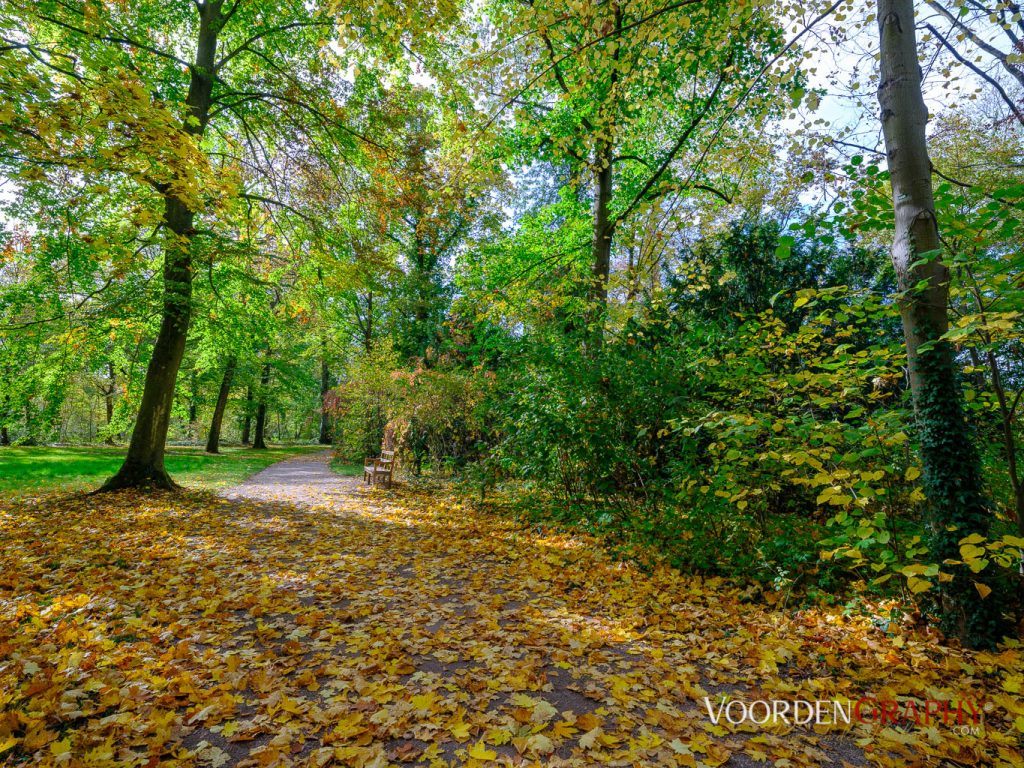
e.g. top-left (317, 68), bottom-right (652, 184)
top-left (474, 0), bottom-right (804, 332)
top-left (1, 0), bottom-right (459, 487)
top-left (876, 0), bottom-right (1012, 647)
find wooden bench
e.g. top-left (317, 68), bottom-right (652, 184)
top-left (363, 449), bottom-right (395, 488)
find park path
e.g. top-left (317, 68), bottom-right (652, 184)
top-left (200, 452), bottom-right (867, 767)
top-left (221, 450), bottom-right (363, 507)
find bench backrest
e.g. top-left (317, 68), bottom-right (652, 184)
top-left (380, 450), bottom-right (395, 466)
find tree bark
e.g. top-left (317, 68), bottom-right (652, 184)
top-left (252, 362), bottom-right (271, 450)
top-left (103, 363), bottom-right (116, 423)
top-left (590, 138), bottom-right (615, 309)
top-left (0, 392), bottom-right (10, 446)
top-left (205, 356), bottom-right (236, 454)
top-left (318, 357), bottom-right (332, 445)
top-left (242, 385), bottom-right (253, 445)
top-left (876, 0), bottom-right (1010, 648)
top-left (586, 6), bottom-right (621, 323)
top-left (102, 362), bottom-right (116, 445)
top-left (188, 369), bottom-right (199, 426)
top-left (362, 291), bottom-right (374, 352)
top-left (100, 1), bottom-right (224, 491)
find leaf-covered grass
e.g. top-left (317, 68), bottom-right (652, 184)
top-left (0, 444), bottom-right (326, 495)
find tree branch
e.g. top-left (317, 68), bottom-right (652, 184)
top-left (36, 13), bottom-right (192, 70)
top-left (215, 20), bottom-right (334, 71)
top-left (614, 61), bottom-right (732, 228)
top-left (925, 22), bottom-right (1024, 125)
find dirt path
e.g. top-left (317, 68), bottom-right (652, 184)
top-left (205, 452), bottom-right (868, 767)
top-left (222, 450), bottom-right (363, 507)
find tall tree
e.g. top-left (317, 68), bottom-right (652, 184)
top-left (241, 385), bottom-right (254, 445)
top-left (876, 0), bottom-right (1010, 647)
top-left (205, 356), bottom-right (236, 453)
top-left (252, 360), bottom-right (271, 450)
top-left (476, 0), bottom-right (799, 330)
top-left (319, 356), bottom-right (333, 445)
top-left (1, 0), bottom-right (425, 487)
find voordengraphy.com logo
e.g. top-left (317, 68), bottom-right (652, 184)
top-left (703, 697), bottom-right (985, 730)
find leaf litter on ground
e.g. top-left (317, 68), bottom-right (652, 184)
top-left (0, 455), bottom-right (1022, 767)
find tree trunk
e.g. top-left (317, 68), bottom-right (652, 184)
top-left (205, 356), bottom-right (236, 454)
top-left (365, 292), bottom-right (374, 352)
top-left (318, 357), bottom-right (332, 445)
top-left (100, 1), bottom-right (223, 491)
top-left (188, 369), bottom-right (198, 425)
top-left (876, 0), bottom-right (1010, 648)
top-left (252, 363), bottom-right (271, 450)
top-left (102, 362), bottom-right (116, 445)
top-left (0, 393), bottom-right (10, 446)
top-left (590, 139), bottom-right (614, 311)
top-left (586, 7), bottom-right (621, 323)
top-left (242, 385), bottom-right (253, 445)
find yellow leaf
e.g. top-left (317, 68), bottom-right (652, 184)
top-left (526, 733), bottom-right (554, 755)
top-left (960, 544), bottom-right (986, 561)
top-left (468, 741), bottom-right (497, 760)
top-left (974, 581), bottom-right (992, 599)
top-left (904, 466), bottom-right (921, 481)
top-left (579, 727), bottom-right (603, 750)
top-left (449, 722), bottom-right (471, 741)
top-left (531, 699), bottom-right (558, 722)
top-left (550, 720), bottom-right (578, 739)
top-left (485, 728), bottom-right (512, 745)
top-left (410, 693), bottom-right (436, 711)
top-left (0, 738), bottom-right (18, 755)
top-left (907, 575), bottom-right (932, 594)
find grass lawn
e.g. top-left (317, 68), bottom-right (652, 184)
top-left (330, 455), bottom-right (363, 477)
top-left (0, 444), bottom-right (327, 495)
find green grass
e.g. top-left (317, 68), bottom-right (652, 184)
top-left (330, 455), bottom-right (364, 477)
top-left (0, 444), bottom-right (328, 495)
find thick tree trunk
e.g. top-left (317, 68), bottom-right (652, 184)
top-left (205, 356), bottom-right (236, 454)
top-left (318, 357), bottom-right (332, 445)
top-left (242, 386), bottom-right (253, 445)
top-left (876, 0), bottom-right (1010, 647)
top-left (100, 1), bottom-right (223, 491)
top-left (252, 363), bottom-right (271, 450)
